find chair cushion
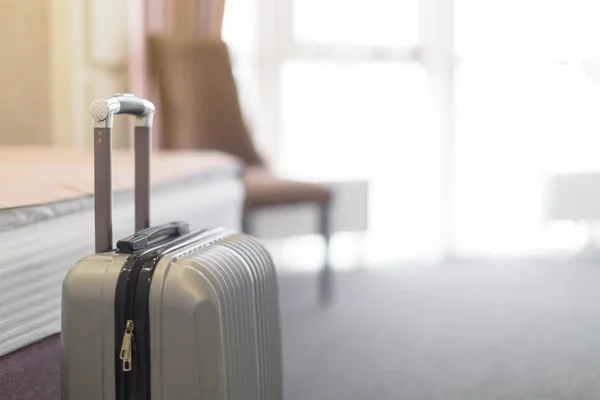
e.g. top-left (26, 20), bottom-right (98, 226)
top-left (244, 167), bottom-right (332, 210)
top-left (0, 334), bottom-right (60, 400)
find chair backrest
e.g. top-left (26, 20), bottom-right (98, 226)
top-left (150, 36), bottom-right (264, 166)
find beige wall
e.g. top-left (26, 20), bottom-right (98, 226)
top-left (0, 0), bottom-right (132, 148)
top-left (0, 0), bottom-right (51, 145)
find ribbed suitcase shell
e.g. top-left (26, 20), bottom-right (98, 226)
top-left (62, 94), bottom-right (281, 399)
top-left (62, 228), bottom-right (282, 400)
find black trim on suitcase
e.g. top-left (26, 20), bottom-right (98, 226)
top-left (114, 224), bottom-right (188, 400)
top-left (114, 229), bottom-right (212, 400)
top-left (133, 255), bottom-right (159, 400)
top-left (114, 255), bottom-right (139, 400)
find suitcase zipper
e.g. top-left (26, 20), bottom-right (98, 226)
top-left (119, 250), bottom-right (167, 399)
top-left (121, 253), bottom-right (163, 399)
top-left (120, 320), bottom-right (134, 372)
top-left (114, 229), bottom-right (215, 400)
top-left (114, 255), bottom-right (145, 400)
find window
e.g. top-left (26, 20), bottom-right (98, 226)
top-left (279, 0), bottom-right (445, 261)
top-left (454, 0), bottom-right (598, 256)
top-left (223, 0), bottom-right (600, 263)
top-left (222, 0), bottom-right (260, 132)
top-left (293, 0), bottom-right (419, 47)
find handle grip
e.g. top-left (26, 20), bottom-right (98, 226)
top-left (116, 221), bottom-right (190, 254)
top-left (90, 94), bottom-right (155, 128)
top-left (92, 93), bottom-right (156, 253)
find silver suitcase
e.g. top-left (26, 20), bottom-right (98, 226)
top-left (61, 94), bottom-right (282, 400)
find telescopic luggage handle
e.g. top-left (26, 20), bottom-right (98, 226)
top-left (90, 94), bottom-right (156, 253)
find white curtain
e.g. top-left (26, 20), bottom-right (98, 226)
top-left (223, 0), bottom-right (600, 266)
top-left (454, 0), bottom-right (600, 257)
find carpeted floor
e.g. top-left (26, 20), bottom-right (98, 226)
top-left (278, 262), bottom-right (600, 400)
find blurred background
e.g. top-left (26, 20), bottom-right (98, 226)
top-left (4, 0), bottom-right (600, 398)
top-left (5, 0), bottom-right (600, 265)
top-left (223, 0), bottom-right (600, 266)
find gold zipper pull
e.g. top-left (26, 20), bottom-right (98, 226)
top-left (120, 320), bottom-right (134, 372)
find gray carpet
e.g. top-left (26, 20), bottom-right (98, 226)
top-left (278, 262), bottom-right (600, 400)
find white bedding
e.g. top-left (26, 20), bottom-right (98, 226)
top-left (0, 172), bottom-right (244, 356)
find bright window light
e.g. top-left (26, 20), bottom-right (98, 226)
top-left (455, 0), bottom-right (587, 61)
top-left (293, 0), bottom-right (419, 47)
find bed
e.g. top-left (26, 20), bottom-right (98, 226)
top-left (0, 147), bottom-right (244, 398)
